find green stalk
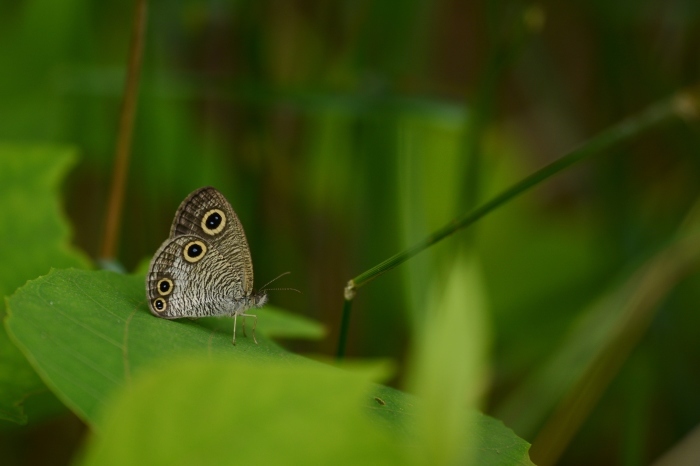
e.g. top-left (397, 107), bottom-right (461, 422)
top-left (336, 87), bottom-right (698, 358)
top-left (336, 298), bottom-right (353, 359)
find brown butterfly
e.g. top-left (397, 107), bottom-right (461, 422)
top-left (146, 187), bottom-right (269, 345)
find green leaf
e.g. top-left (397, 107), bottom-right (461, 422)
top-left (0, 144), bottom-right (90, 424)
top-left (81, 358), bottom-right (408, 466)
top-left (4, 268), bottom-right (325, 428)
top-left (81, 357), bottom-right (533, 466)
top-left (6, 269), bottom-right (533, 465)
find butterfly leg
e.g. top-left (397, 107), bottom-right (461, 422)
top-left (242, 316), bottom-right (247, 338)
top-left (232, 314), bottom-right (238, 346)
top-left (241, 314), bottom-right (258, 344)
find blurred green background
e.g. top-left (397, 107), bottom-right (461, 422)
top-left (2, 0), bottom-right (700, 465)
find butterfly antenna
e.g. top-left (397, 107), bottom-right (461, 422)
top-left (262, 287), bottom-right (301, 294)
top-left (259, 271), bottom-right (291, 292)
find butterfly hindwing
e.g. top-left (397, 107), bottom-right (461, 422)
top-left (146, 235), bottom-right (248, 318)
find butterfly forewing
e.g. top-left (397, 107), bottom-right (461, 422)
top-left (168, 186), bottom-right (254, 294)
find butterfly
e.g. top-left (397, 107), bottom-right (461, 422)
top-left (146, 186), bottom-right (269, 345)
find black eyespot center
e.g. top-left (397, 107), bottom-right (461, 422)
top-left (183, 240), bottom-right (207, 263)
top-left (154, 298), bottom-right (165, 311)
top-left (157, 278), bottom-right (174, 296)
top-left (188, 244), bottom-right (202, 257)
top-left (206, 212), bottom-right (222, 229)
top-left (201, 209), bottom-right (226, 235)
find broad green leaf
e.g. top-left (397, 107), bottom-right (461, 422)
top-left (82, 357), bottom-right (533, 466)
top-left (82, 358), bottom-right (408, 466)
top-left (0, 144), bottom-right (90, 424)
top-left (4, 268), bottom-right (324, 428)
top-left (7, 269), bottom-right (533, 465)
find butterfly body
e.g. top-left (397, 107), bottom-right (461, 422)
top-left (146, 187), bottom-right (266, 343)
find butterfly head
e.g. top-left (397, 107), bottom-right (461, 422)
top-left (253, 291), bottom-right (268, 308)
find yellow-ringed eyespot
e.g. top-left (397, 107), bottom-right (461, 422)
top-left (183, 240), bottom-right (207, 263)
top-left (201, 209), bottom-right (226, 235)
top-left (153, 298), bottom-right (167, 313)
top-left (157, 278), bottom-right (174, 296)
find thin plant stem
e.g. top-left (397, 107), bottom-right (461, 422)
top-left (336, 298), bottom-right (353, 359)
top-left (336, 86), bottom-right (699, 358)
top-left (355, 92), bottom-right (693, 289)
top-left (100, 0), bottom-right (148, 261)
